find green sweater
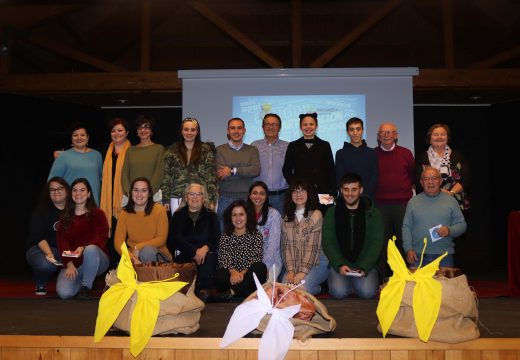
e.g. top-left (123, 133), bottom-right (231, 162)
top-left (322, 196), bottom-right (384, 272)
top-left (121, 144), bottom-right (165, 194)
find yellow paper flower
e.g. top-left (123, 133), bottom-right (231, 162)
top-left (376, 237), bottom-right (446, 342)
top-left (94, 245), bottom-right (187, 357)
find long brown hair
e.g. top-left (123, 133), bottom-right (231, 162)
top-left (60, 178), bottom-right (98, 230)
top-left (178, 117), bottom-right (202, 166)
top-left (124, 177), bottom-right (154, 215)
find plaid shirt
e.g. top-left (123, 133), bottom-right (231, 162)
top-left (281, 210), bottom-right (322, 275)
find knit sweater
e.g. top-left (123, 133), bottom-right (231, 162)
top-left (121, 144), bottom-right (165, 194)
top-left (48, 148), bottom-right (103, 205)
top-left (114, 202), bottom-right (171, 259)
top-left (374, 145), bottom-right (415, 205)
top-left (215, 143), bottom-right (260, 196)
top-left (57, 208), bottom-right (108, 267)
top-left (402, 192), bottom-right (467, 255)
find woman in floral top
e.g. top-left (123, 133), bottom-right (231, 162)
top-left (416, 123), bottom-right (471, 213)
top-left (247, 181), bottom-right (283, 283)
top-left (214, 199), bottom-right (267, 298)
top-left (281, 180), bottom-right (329, 295)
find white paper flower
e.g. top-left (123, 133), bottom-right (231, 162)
top-left (220, 270), bottom-right (302, 360)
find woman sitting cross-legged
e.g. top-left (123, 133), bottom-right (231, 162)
top-left (114, 177), bottom-right (171, 264)
top-left (213, 200), bottom-right (267, 299)
top-left (281, 180), bottom-right (329, 295)
top-left (168, 183), bottom-right (220, 301)
top-left (56, 178), bottom-right (109, 300)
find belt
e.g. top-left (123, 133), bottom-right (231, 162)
top-left (268, 189), bottom-right (287, 196)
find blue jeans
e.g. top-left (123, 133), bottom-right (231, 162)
top-left (56, 245), bottom-right (109, 299)
top-left (413, 254), bottom-right (454, 268)
top-left (139, 246), bottom-right (170, 263)
top-left (25, 245), bottom-right (61, 288)
top-left (268, 192), bottom-right (286, 217)
top-left (282, 250), bottom-right (329, 295)
top-left (328, 268), bottom-right (379, 299)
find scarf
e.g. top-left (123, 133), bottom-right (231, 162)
top-left (334, 197), bottom-right (366, 264)
top-left (427, 145), bottom-right (451, 172)
top-left (100, 140), bottom-right (131, 229)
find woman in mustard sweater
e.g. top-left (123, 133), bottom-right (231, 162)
top-left (114, 177), bottom-right (171, 263)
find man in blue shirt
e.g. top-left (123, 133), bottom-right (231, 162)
top-left (251, 113), bottom-right (288, 214)
top-left (403, 167), bottom-right (467, 268)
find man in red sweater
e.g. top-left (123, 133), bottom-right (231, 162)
top-left (374, 123), bottom-right (415, 281)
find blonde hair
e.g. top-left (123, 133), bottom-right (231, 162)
top-left (179, 183), bottom-right (211, 209)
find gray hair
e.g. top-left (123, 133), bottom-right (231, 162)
top-left (180, 183), bottom-right (211, 209)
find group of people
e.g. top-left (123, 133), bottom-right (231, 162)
top-left (25, 112), bottom-right (469, 302)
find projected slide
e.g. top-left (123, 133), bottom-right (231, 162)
top-left (232, 94), bottom-right (365, 154)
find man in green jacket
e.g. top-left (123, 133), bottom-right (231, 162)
top-left (323, 172), bottom-right (384, 299)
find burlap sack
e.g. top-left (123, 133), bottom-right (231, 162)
top-left (105, 265), bottom-right (205, 335)
top-left (244, 282), bottom-right (336, 340)
top-left (377, 274), bottom-right (479, 343)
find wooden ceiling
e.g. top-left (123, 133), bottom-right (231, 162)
top-left (0, 0), bottom-right (519, 107)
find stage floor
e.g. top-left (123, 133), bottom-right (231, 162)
top-left (1, 297), bottom-right (519, 338)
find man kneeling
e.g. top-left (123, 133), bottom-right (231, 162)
top-left (323, 173), bottom-right (384, 299)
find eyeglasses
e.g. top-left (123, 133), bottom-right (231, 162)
top-left (379, 131), bottom-right (397, 136)
top-left (137, 124), bottom-right (151, 130)
top-left (292, 189), bottom-right (307, 195)
top-left (187, 192), bottom-right (203, 198)
top-left (49, 186), bottom-right (65, 194)
top-left (421, 176), bottom-right (440, 181)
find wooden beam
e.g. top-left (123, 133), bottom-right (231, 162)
top-left (188, 1), bottom-right (283, 68)
top-left (291, 0), bottom-right (301, 68)
top-left (0, 72), bottom-right (181, 92)
top-left (1, 69), bottom-right (519, 93)
top-left (442, 0), bottom-right (455, 68)
top-left (310, 0), bottom-right (403, 68)
top-left (141, 0), bottom-right (151, 72)
top-left (0, 4), bottom-right (81, 29)
top-left (470, 46), bottom-right (520, 69)
top-left (20, 33), bottom-right (127, 72)
top-left (414, 69), bottom-right (520, 88)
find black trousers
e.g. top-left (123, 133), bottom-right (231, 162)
top-left (214, 262), bottom-right (267, 298)
top-left (175, 252), bottom-right (217, 291)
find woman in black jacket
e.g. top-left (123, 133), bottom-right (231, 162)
top-left (168, 183), bottom-right (220, 300)
top-left (282, 112), bottom-right (336, 214)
